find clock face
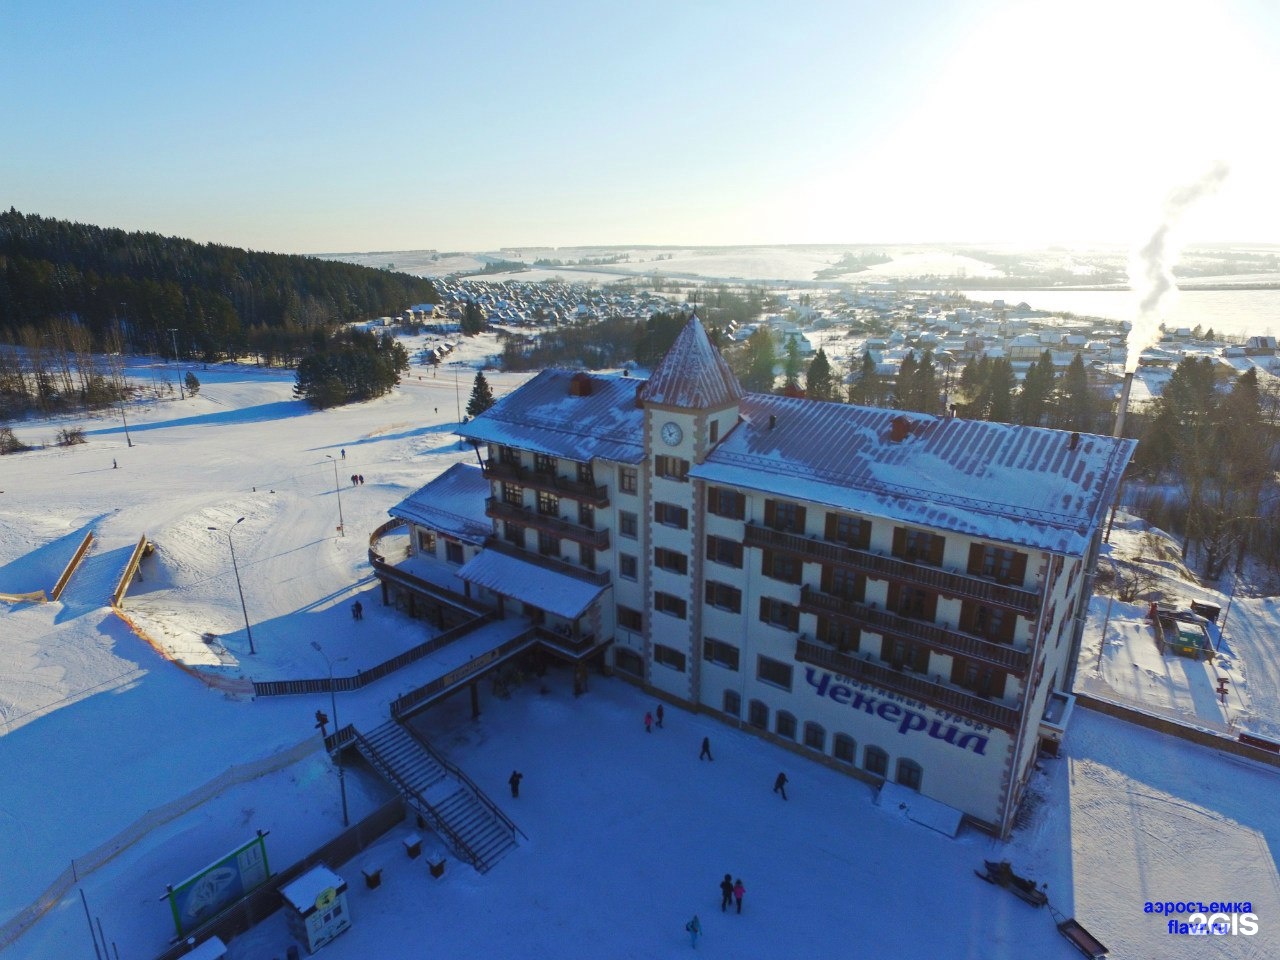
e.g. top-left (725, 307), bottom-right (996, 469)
top-left (661, 421), bottom-right (683, 446)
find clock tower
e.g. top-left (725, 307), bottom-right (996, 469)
top-left (636, 315), bottom-right (744, 703)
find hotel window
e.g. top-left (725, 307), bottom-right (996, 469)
top-left (882, 636), bottom-right (931, 674)
top-left (764, 499), bottom-right (806, 534)
top-left (538, 532), bottom-right (561, 557)
top-left (578, 502), bottom-right (595, 529)
top-left (579, 544), bottom-right (596, 571)
top-left (619, 553), bottom-right (638, 580)
top-left (617, 605), bottom-right (643, 632)
top-left (655, 547), bottom-right (688, 575)
top-left (825, 512), bottom-right (871, 549)
top-left (748, 699), bottom-right (769, 730)
top-left (723, 690), bottom-right (741, 717)
top-left (709, 419), bottom-right (719, 444)
top-left (503, 522), bottom-right (524, 548)
top-left (759, 597), bottom-right (800, 632)
top-left (706, 535), bottom-right (743, 568)
top-left (577, 461), bottom-right (595, 486)
top-left (502, 483), bottom-right (524, 507)
top-left (864, 746), bottom-right (889, 778)
top-left (537, 490), bottom-right (559, 516)
top-left (445, 540), bottom-right (464, 564)
top-left (961, 600), bottom-right (1014, 643)
top-left (619, 466), bottom-right (638, 494)
top-left (655, 455), bottom-right (690, 481)
top-left (707, 486), bottom-right (745, 519)
top-left (654, 502), bottom-right (688, 529)
top-left (499, 445), bottom-right (520, 467)
top-left (821, 566), bottom-right (865, 602)
top-left (951, 658), bottom-right (1007, 699)
top-left (816, 616), bottom-right (860, 653)
top-left (704, 581), bottom-right (742, 613)
top-left (756, 655), bottom-right (793, 691)
top-left (967, 543), bottom-right (1027, 585)
top-left (653, 644), bottom-right (687, 672)
top-left (655, 592), bottom-right (688, 620)
top-left (703, 637), bottom-right (740, 671)
top-left (893, 527), bottom-right (945, 566)
top-left (833, 733), bottom-right (857, 764)
top-left (896, 759), bottom-right (923, 791)
top-left (888, 583), bottom-right (937, 622)
top-left (614, 648), bottom-right (643, 677)
top-left (762, 549), bottom-right (802, 584)
top-left (620, 511), bottom-right (638, 539)
top-left (534, 453), bottom-right (556, 475)
top-left (803, 721), bottom-right (826, 751)
top-left (775, 711), bottom-right (797, 740)
top-left (416, 529), bottom-right (436, 553)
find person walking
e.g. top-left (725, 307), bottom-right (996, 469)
top-left (644, 711), bottom-right (653, 734)
top-left (340, 448), bottom-right (346, 459)
top-left (773, 771), bottom-right (788, 800)
top-left (719, 873), bottom-right (734, 912)
top-left (699, 736), bottom-right (713, 761)
top-left (112, 458), bottom-right (117, 469)
top-left (656, 704), bottom-right (664, 729)
top-left (358, 474), bottom-right (365, 485)
top-left (733, 879), bottom-right (745, 914)
top-left (685, 914), bottom-right (702, 947)
top-left (508, 770), bottom-right (523, 798)
top-left (352, 600), bottom-right (363, 621)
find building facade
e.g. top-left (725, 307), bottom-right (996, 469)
top-left (387, 316), bottom-right (1134, 837)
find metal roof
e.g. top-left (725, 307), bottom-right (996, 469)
top-left (389, 462), bottom-right (491, 544)
top-left (638, 314), bottom-right (744, 409)
top-left (457, 549), bottom-right (608, 620)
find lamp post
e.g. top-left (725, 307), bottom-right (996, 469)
top-left (311, 641), bottom-right (350, 827)
top-left (119, 401), bottom-right (133, 448)
top-left (208, 518), bottom-right (255, 654)
top-left (325, 455), bottom-right (345, 537)
top-left (169, 328), bottom-right (184, 399)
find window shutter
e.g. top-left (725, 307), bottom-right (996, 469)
top-left (928, 535), bottom-right (945, 566)
top-left (764, 499), bottom-right (777, 527)
top-left (893, 527), bottom-right (906, 556)
top-left (795, 505), bottom-right (807, 533)
top-left (968, 543), bottom-right (985, 575)
top-left (825, 513), bottom-right (838, 540)
top-left (1008, 552), bottom-right (1028, 585)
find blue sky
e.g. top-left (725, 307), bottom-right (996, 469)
top-left (4, 0), bottom-right (1278, 253)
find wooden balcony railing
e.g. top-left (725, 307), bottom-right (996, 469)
top-left (486, 498), bottom-right (610, 550)
top-left (744, 524), bottom-right (1040, 615)
top-left (795, 639), bottom-right (1022, 732)
top-left (483, 460), bottom-right (609, 507)
top-left (799, 586), bottom-right (1031, 674)
top-left (483, 537), bottom-right (612, 587)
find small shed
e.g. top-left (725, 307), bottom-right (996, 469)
top-left (280, 865), bottom-right (351, 954)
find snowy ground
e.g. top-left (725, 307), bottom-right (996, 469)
top-left (2, 334), bottom-right (1280, 958)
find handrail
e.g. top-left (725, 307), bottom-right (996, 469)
top-left (401, 724), bottom-right (527, 842)
top-left (795, 639), bottom-right (1021, 731)
top-left (483, 459), bottom-right (609, 505)
top-left (391, 628), bottom-right (540, 719)
top-left (350, 727), bottom-right (482, 868)
top-left (485, 498), bottom-right (610, 549)
top-left (483, 538), bottom-right (612, 586)
top-left (744, 524), bottom-right (1039, 614)
top-left (50, 530), bottom-right (95, 601)
top-left (798, 586), bottom-right (1030, 674)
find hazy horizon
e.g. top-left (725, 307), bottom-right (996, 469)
top-left (6, 1), bottom-right (1279, 255)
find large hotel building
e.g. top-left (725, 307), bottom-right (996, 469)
top-left (384, 316), bottom-right (1134, 837)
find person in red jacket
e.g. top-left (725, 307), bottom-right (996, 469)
top-left (733, 878), bottom-right (745, 914)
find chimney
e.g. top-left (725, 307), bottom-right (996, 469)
top-left (768, 414), bottom-right (777, 430)
top-left (1069, 432), bottom-right (1080, 451)
top-left (1113, 372), bottom-right (1134, 438)
top-left (889, 415), bottom-right (911, 443)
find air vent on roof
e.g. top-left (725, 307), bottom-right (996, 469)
top-left (569, 372), bottom-right (593, 397)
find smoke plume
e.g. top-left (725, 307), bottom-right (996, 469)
top-left (1125, 161), bottom-right (1230, 372)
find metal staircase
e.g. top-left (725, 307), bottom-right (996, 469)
top-left (352, 720), bottom-right (521, 873)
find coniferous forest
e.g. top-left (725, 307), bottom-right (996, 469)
top-left (0, 209), bottom-right (438, 416)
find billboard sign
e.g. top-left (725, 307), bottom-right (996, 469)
top-left (165, 831), bottom-right (271, 938)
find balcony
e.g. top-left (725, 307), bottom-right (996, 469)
top-left (484, 459), bottom-right (609, 507)
top-left (486, 498), bottom-right (610, 550)
top-left (799, 586), bottom-right (1031, 675)
top-left (484, 537), bottom-right (612, 587)
top-left (796, 639), bottom-right (1022, 732)
top-left (744, 524), bottom-right (1039, 616)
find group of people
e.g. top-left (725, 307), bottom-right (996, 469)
top-left (350, 473), bottom-right (366, 486)
top-left (643, 704), bottom-right (665, 732)
top-left (685, 876), bottom-right (746, 947)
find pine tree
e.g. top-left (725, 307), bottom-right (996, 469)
top-left (895, 351), bottom-right (917, 409)
top-left (850, 350), bottom-right (881, 406)
top-left (986, 357), bottom-right (1016, 423)
top-left (466, 371), bottom-right (496, 418)
top-left (184, 371), bottom-right (201, 396)
top-left (1016, 350), bottom-right (1056, 426)
top-left (742, 327), bottom-right (777, 392)
top-left (805, 348), bottom-right (835, 401)
top-left (783, 338), bottom-right (803, 394)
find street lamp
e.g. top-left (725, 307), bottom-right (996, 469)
top-left (311, 640), bottom-right (350, 827)
top-left (208, 518), bottom-right (255, 654)
top-left (325, 455), bottom-right (345, 537)
top-left (169, 328), bottom-right (184, 399)
top-left (119, 400), bottom-right (133, 448)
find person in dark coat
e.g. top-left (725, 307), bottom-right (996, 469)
top-left (699, 736), bottom-right (713, 761)
top-left (733, 878), bottom-right (745, 914)
top-left (685, 914), bottom-right (701, 947)
top-left (656, 704), bottom-right (664, 728)
top-left (352, 600), bottom-right (363, 621)
top-left (358, 474), bottom-right (365, 485)
top-left (508, 770), bottom-right (523, 798)
top-left (773, 771), bottom-right (788, 800)
top-left (719, 873), bottom-right (734, 911)
top-left (644, 711), bottom-right (653, 733)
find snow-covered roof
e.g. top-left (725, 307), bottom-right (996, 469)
top-left (692, 395), bottom-right (1135, 555)
top-left (457, 549), bottom-right (607, 619)
top-left (280, 865), bottom-right (346, 911)
top-left (457, 369), bottom-right (647, 464)
top-left (389, 462), bottom-right (491, 544)
top-left (638, 314), bottom-right (744, 409)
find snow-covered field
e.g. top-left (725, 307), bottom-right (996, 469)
top-left (2, 334), bottom-right (1279, 959)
